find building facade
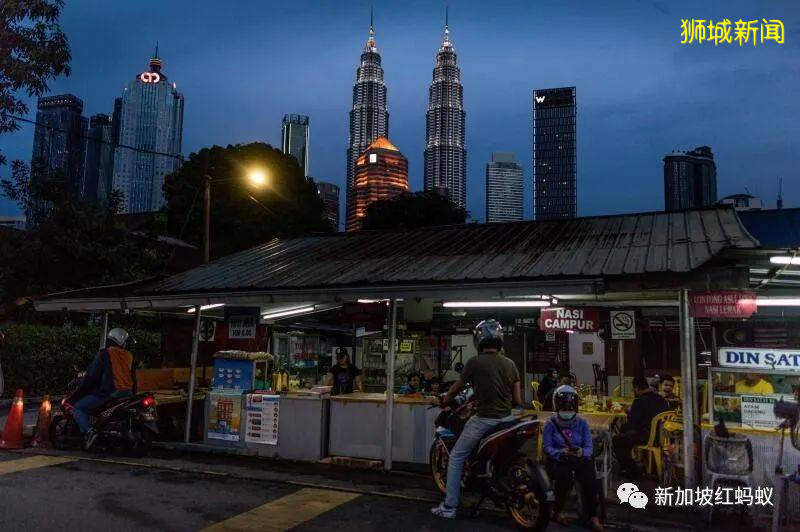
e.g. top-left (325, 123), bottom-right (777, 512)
top-left (31, 94), bottom-right (88, 199)
top-left (346, 18), bottom-right (389, 229)
top-left (423, 19), bottom-right (466, 208)
top-left (0, 216), bottom-right (26, 231)
top-left (112, 50), bottom-right (184, 213)
top-left (485, 152), bottom-right (523, 223)
top-left (532, 86), bottom-right (577, 220)
top-left (346, 137), bottom-right (408, 232)
top-left (663, 146), bottom-right (717, 211)
top-left (316, 181), bottom-right (340, 230)
top-left (83, 113), bottom-right (116, 205)
top-left (282, 114), bottom-right (310, 176)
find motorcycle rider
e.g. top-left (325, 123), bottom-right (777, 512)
top-left (72, 328), bottom-right (135, 449)
top-left (543, 385), bottom-right (603, 531)
top-left (431, 319), bottom-right (522, 519)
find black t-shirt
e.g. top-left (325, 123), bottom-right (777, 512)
top-left (329, 364), bottom-right (361, 395)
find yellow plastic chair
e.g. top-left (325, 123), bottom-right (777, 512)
top-left (531, 400), bottom-right (543, 411)
top-left (633, 410), bottom-right (678, 478)
top-left (611, 384), bottom-right (622, 397)
top-left (531, 381), bottom-right (540, 402)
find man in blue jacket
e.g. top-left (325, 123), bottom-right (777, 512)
top-left (72, 328), bottom-right (135, 449)
top-left (543, 385), bottom-right (603, 531)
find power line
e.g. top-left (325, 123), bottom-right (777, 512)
top-left (2, 112), bottom-right (184, 161)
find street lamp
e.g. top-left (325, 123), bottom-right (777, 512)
top-left (247, 168), bottom-right (268, 188)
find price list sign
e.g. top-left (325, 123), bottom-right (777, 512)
top-left (245, 394), bottom-right (280, 445)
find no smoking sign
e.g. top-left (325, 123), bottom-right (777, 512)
top-left (610, 310), bottom-right (636, 340)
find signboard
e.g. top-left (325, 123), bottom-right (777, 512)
top-left (399, 340), bottom-right (414, 353)
top-left (228, 316), bottom-right (256, 339)
top-left (690, 291), bottom-right (757, 319)
top-left (207, 392), bottom-right (242, 442)
top-left (340, 302), bottom-right (387, 326)
top-left (244, 394), bottom-right (280, 445)
top-left (718, 347), bottom-right (800, 371)
top-left (610, 310), bottom-right (636, 340)
top-left (740, 394), bottom-right (792, 430)
top-left (582, 342), bottom-right (594, 355)
top-left (213, 358), bottom-right (254, 391)
top-left (539, 308), bottom-right (599, 332)
top-left (139, 71), bottom-right (161, 83)
top-left (199, 319), bottom-right (216, 342)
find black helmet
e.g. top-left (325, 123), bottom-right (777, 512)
top-left (473, 319), bottom-right (504, 351)
top-left (553, 385), bottom-right (579, 421)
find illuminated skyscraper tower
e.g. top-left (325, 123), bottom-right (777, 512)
top-left (345, 11), bottom-right (389, 228)
top-left (423, 9), bottom-right (466, 207)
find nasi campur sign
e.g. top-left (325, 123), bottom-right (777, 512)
top-left (718, 347), bottom-right (800, 371)
top-left (539, 308), bottom-right (599, 333)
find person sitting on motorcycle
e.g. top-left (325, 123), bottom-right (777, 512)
top-left (543, 385), bottom-right (603, 531)
top-left (431, 319), bottom-right (522, 519)
top-left (72, 328), bottom-right (135, 449)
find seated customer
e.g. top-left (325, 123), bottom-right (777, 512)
top-left (612, 376), bottom-right (669, 478)
top-left (659, 375), bottom-right (681, 407)
top-left (426, 377), bottom-right (441, 395)
top-left (735, 373), bottom-right (774, 395)
top-left (398, 373), bottom-right (423, 395)
top-left (539, 368), bottom-right (559, 402)
top-left (543, 385), bottom-right (603, 532)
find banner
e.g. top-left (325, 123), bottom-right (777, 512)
top-left (539, 308), bottom-right (599, 333)
top-left (718, 347), bottom-right (800, 371)
top-left (244, 394), bottom-right (280, 445)
top-left (740, 394), bottom-right (793, 430)
top-left (207, 392), bottom-right (242, 442)
top-left (690, 291), bottom-right (756, 319)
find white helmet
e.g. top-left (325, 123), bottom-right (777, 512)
top-left (106, 328), bottom-right (131, 348)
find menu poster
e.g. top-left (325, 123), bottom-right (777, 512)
top-left (207, 392), bottom-right (242, 441)
top-left (245, 394), bottom-right (280, 445)
top-left (740, 394), bottom-right (792, 430)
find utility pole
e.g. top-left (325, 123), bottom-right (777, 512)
top-left (203, 151), bottom-right (211, 263)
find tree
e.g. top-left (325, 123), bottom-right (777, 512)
top-left (0, 161), bottom-right (166, 301)
top-left (163, 143), bottom-right (330, 259)
top-left (361, 190), bottom-right (468, 231)
top-left (0, 0), bottom-right (71, 166)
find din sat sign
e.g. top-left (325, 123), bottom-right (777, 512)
top-left (719, 347), bottom-right (800, 371)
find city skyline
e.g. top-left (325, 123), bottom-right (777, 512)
top-left (2, 1), bottom-right (798, 221)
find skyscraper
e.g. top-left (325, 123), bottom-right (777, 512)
top-left (31, 94), bottom-right (88, 199)
top-left (533, 86), bottom-right (577, 220)
top-left (346, 12), bottom-right (389, 230)
top-left (346, 137), bottom-right (408, 232)
top-left (423, 11), bottom-right (466, 208)
top-left (663, 146), bottom-right (717, 211)
top-left (282, 114), bottom-right (310, 176)
top-left (485, 152), bottom-right (523, 223)
top-left (112, 48), bottom-right (184, 213)
top-left (316, 181), bottom-right (340, 230)
top-left (83, 113), bottom-right (116, 205)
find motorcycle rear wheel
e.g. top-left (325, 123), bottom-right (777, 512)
top-left (429, 442), bottom-right (448, 494)
top-left (126, 424), bottom-right (153, 457)
top-left (49, 415), bottom-right (71, 450)
top-left (507, 461), bottom-right (550, 530)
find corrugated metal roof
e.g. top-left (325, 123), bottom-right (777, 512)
top-left (145, 207), bottom-right (758, 295)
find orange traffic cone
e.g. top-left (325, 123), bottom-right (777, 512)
top-left (30, 395), bottom-right (52, 448)
top-left (0, 389), bottom-right (24, 449)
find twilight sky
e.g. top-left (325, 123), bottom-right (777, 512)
top-left (2, 0), bottom-right (799, 221)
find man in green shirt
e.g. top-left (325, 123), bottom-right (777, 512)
top-left (431, 319), bottom-right (522, 519)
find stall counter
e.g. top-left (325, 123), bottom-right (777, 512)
top-left (328, 392), bottom-right (440, 464)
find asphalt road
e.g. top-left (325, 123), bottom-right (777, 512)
top-left (0, 451), bottom-right (523, 531)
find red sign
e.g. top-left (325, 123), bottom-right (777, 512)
top-left (340, 302), bottom-right (387, 326)
top-left (539, 308), bottom-right (600, 332)
top-left (690, 291), bottom-right (757, 319)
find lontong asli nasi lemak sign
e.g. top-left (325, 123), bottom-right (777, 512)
top-left (719, 347), bottom-right (800, 371)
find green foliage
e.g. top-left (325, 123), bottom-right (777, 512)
top-left (0, 0), bottom-right (71, 165)
top-left (163, 143), bottom-right (331, 259)
top-left (0, 323), bottom-right (161, 396)
top-left (361, 190), bottom-right (469, 231)
top-left (0, 161), bottom-right (167, 300)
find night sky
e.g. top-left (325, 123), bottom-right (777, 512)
top-left (2, 0), bottom-right (798, 221)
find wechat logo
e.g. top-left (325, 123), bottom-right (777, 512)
top-left (618, 482), bottom-right (649, 509)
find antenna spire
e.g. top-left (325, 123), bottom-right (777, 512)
top-left (154, 42), bottom-right (159, 58)
top-left (777, 177), bottom-right (784, 209)
top-left (366, 5), bottom-right (375, 49)
top-left (446, 5), bottom-right (449, 28)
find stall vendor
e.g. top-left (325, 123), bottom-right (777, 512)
top-left (399, 373), bottom-right (422, 395)
top-left (326, 348), bottom-right (362, 395)
top-left (734, 373), bottom-right (774, 395)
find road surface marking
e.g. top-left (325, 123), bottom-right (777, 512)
top-left (0, 455), bottom-right (76, 475)
top-left (204, 487), bottom-right (361, 531)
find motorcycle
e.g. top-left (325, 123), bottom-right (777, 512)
top-left (430, 388), bottom-right (554, 529)
top-left (49, 372), bottom-right (159, 456)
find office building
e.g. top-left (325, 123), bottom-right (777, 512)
top-left (663, 146), bottom-right (717, 211)
top-left (0, 216), bottom-right (26, 231)
top-left (83, 113), bottom-right (116, 205)
top-left (532, 86), bottom-right (577, 220)
top-left (282, 114), bottom-right (310, 176)
top-left (30, 94), bottom-right (88, 199)
top-left (316, 181), bottom-right (340, 230)
top-left (346, 14), bottom-right (389, 229)
top-left (346, 137), bottom-right (408, 232)
top-left (112, 48), bottom-right (184, 213)
top-left (486, 152), bottom-right (523, 223)
top-left (423, 14), bottom-right (466, 208)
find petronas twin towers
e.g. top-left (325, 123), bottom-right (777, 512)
top-left (345, 12), bottom-right (466, 229)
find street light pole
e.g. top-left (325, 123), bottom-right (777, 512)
top-left (203, 152), bottom-right (211, 264)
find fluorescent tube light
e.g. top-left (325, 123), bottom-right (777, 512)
top-left (770, 256), bottom-right (800, 265)
top-left (755, 298), bottom-right (800, 307)
top-left (187, 303), bottom-right (225, 313)
top-left (261, 306), bottom-right (316, 320)
top-left (442, 301), bottom-right (551, 308)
